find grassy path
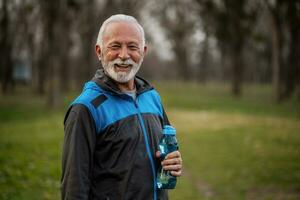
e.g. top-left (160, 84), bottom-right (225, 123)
top-left (168, 109), bottom-right (300, 200)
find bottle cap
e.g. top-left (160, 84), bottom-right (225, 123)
top-left (163, 125), bottom-right (176, 135)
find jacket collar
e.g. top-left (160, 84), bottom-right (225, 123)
top-left (91, 69), bottom-right (153, 96)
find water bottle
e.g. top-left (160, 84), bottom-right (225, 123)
top-left (157, 125), bottom-right (178, 189)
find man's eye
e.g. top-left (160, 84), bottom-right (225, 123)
top-left (110, 45), bottom-right (121, 49)
top-left (129, 46), bottom-right (139, 50)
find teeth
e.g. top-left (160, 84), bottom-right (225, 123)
top-left (115, 64), bottom-right (130, 68)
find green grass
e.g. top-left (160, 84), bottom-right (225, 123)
top-left (168, 110), bottom-right (300, 199)
top-left (0, 82), bottom-right (300, 199)
top-left (154, 81), bottom-right (300, 119)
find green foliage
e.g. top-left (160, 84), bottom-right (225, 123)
top-left (0, 83), bottom-right (299, 199)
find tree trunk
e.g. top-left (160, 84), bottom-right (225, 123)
top-left (231, 42), bottom-right (243, 97)
top-left (36, 49), bottom-right (47, 95)
top-left (42, 0), bottom-right (63, 108)
top-left (0, 0), bottom-right (14, 94)
top-left (178, 49), bottom-right (190, 80)
top-left (270, 12), bottom-right (282, 102)
top-left (173, 42), bottom-right (190, 80)
top-left (47, 55), bottom-right (61, 107)
top-left (284, 27), bottom-right (300, 99)
top-left (283, 0), bottom-right (300, 99)
top-left (198, 36), bottom-right (209, 83)
top-left (78, 0), bottom-right (97, 85)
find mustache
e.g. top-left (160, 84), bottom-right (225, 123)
top-left (111, 58), bottom-right (136, 66)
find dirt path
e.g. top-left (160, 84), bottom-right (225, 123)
top-left (183, 168), bottom-right (216, 199)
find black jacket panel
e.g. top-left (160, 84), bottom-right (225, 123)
top-left (61, 104), bottom-right (96, 200)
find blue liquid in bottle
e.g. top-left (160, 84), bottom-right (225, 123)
top-left (157, 125), bottom-right (178, 189)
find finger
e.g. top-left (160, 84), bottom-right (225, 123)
top-left (171, 170), bottom-right (182, 177)
top-left (155, 151), bottom-right (161, 158)
top-left (163, 164), bottom-right (182, 171)
top-left (162, 158), bottom-right (182, 166)
top-left (165, 151), bottom-right (181, 159)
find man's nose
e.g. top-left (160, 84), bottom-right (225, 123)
top-left (118, 46), bottom-right (130, 60)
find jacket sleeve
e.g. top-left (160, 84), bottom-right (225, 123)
top-left (61, 104), bottom-right (96, 200)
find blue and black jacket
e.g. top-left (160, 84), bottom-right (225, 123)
top-left (61, 69), bottom-right (170, 200)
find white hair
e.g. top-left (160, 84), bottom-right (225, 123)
top-left (96, 14), bottom-right (145, 48)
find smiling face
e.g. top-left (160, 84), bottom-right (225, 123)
top-left (96, 21), bottom-right (147, 84)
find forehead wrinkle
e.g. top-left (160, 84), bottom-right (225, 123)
top-left (102, 22), bottom-right (143, 47)
top-left (107, 39), bottom-right (140, 46)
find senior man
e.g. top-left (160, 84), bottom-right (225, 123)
top-left (61, 14), bottom-right (182, 200)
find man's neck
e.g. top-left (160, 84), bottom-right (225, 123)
top-left (115, 79), bottom-right (135, 92)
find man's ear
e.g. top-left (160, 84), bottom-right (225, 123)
top-left (143, 45), bottom-right (148, 56)
top-left (95, 45), bottom-right (102, 60)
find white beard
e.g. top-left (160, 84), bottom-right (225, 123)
top-left (101, 57), bottom-right (143, 83)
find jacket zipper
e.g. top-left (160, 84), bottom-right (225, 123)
top-left (134, 100), bottom-right (157, 200)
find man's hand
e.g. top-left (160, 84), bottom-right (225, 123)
top-left (156, 151), bottom-right (183, 177)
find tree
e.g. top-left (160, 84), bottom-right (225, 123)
top-left (152, 0), bottom-right (197, 80)
top-left (0, 0), bottom-right (14, 94)
top-left (264, 0), bottom-right (300, 101)
top-left (38, 0), bottom-right (74, 107)
top-left (195, 0), bottom-right (258, 97)
top-left (284, 0), bottom-right (300, 99)
top-left (264, 0), bottom-right (285, 101)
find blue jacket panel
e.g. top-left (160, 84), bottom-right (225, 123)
top-left (71, 81), bottom-right (164, 134)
